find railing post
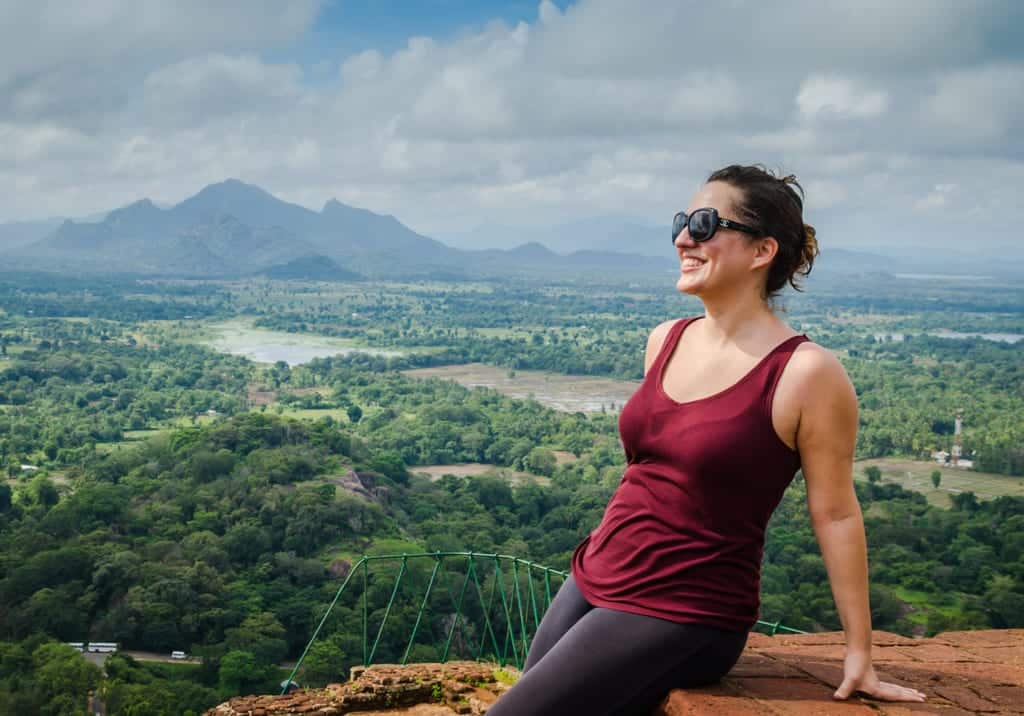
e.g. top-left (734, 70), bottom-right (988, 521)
top-left (362, 559), bottom-right (368, 666)
top-left (492, 556), bottom-right (518, 667)
top-left (402, 555), bottom-right (441, 665)
top-left (470, 558), bottom-right (501, 664)
top-left (368, 555), bottom-right (408, 664)
top-left (526, 562), bottom-right (542, 644)
top-left (441, 553), bottom-right (474, 662)
top-left (512, 559), bottom-right (529, 666)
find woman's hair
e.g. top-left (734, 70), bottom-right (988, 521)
top-left (706, 164), bottom-right (819, 299)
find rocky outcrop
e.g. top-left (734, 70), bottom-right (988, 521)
top-left (328, 470), bottom-right (390, 504)
top-left (207, 630), bottom-right (1024, 715)
top-left (205, 661), bottom-right (517, 716)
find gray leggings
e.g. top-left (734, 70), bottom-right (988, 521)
top-left (486, 575), bottom-right (748, 716)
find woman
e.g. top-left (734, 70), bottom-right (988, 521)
top-left (488, 165), bottom-right (926, 715)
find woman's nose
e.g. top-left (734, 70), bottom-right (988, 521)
top-left (674, 228), bottom-right (697, 248)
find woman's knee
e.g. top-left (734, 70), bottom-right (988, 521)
top-left (674, 629), bottom-right (748, 687)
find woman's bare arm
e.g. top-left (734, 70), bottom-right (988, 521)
top-left (795, 347), bottom-right (926, 703)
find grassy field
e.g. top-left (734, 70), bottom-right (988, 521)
top-left (412, 463), bottom-right (550, 486)
top-left (278, 407), bottom-right (351, 423)
top-left (855, 457), bottom-right (1024, 506)
top-left (403, 363), bottom-right (639, 413)
top-left (124, 429), bottom-right (164, 440)
top-left (552, 450), bottom-right (578, 465)
top-left (893, 586), bottom-right (961, 632)
top-left (94, 421), bottom-right (214, 453)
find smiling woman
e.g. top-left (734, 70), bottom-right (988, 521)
top-left (672, 165), bottom-right (819, 303)
top-left (486, 165), bottom-right (927, 715)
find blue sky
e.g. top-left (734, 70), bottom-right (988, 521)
top-left (0, 0), bottom-right (1021, 252)
top-left (301, 1), bottom-right (569, 58)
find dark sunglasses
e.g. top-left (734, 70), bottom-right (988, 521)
top-left (671, 208), bottom-right (761, 243)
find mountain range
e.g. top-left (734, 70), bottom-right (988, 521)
top-left (3, 180), bottom-right (675, 280)
top-left (2, 179), bottom-right (1017, 281)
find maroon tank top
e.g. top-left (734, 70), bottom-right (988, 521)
top-left (571, 316), bottom-right (809, 632)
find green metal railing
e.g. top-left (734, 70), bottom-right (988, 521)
top-left (282, 550), bottom-right (803, 693)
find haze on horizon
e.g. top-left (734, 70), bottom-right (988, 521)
top-left (1, 0), bottom-right (1022, 253)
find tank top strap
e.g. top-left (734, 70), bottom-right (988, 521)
top-left (759, 334), bottom-right (811, 417)
top-left (647, 317), bottom-right (699, 381)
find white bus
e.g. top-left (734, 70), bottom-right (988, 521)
top-left (86, 642), bottom-right (118, 654)
top-left (67, 642), bottom-right (85, 652)
top-left (170, 650), bottom-right (187, 660)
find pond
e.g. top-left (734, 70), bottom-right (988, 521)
top-left (874, 331), bottom-right (1023, 345)
top-left (205, 321), bottom-right (405, 365)
top-left (928, 330), bottom-right (1023, 344)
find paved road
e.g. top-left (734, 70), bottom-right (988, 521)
top-left (82, 649), bottom-right (295, 669)
top-left (82, 649), bottom-right (198, 667)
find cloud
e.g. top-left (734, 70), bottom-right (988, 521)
top-left (920, 64), bottom-right (1024, 147)
top-left (142, 54), bottom-right (305, 128)
top-left (0, 1), bottom-right (320, 125)
top-left (914, 182), bottom-right (958, 212)
top-left (797, 76), bottom-right (888, 120)
top-left (0, 0), bottom-right (1021, 249)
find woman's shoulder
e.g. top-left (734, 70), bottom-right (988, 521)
top-left (787, 339), bottom-right (852, 391)
top-left (643, 317), bottom-right (694, 374)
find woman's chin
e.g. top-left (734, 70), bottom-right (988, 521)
top-left (675, 275), bottom-right (703, 295)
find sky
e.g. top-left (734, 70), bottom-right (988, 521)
top-left (1, 0), bottom-right (1022, 251)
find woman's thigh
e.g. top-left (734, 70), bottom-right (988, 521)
top-left (523, 574), bottom-right (593, 672)
top-left (489, 607), bottom-right (746, 716)
top-left (609, 626), bottom-right (748, 716)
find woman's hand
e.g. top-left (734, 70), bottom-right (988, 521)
top-left (834, 650), bottom-right (927, 702)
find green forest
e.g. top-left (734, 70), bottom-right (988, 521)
top-left (0, 271), bottom-right (1021, 715)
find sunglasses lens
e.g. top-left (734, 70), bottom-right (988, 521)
top-left (689, 209), bottom-right (715, 242)
top-left (671, 213), bottom-right (687, 242)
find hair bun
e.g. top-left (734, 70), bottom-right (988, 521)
top-left (797, 223), bottom-right (819, 280)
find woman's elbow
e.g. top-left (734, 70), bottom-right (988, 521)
top-left (808, 492), bottom-right (863, 527)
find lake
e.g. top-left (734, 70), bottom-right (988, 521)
top-left (929, 330), bottom-right (1023, 344)
top-left (874, 331), bottom-right (1023, 344)
top-left (206, 321), bottom-right (405, 365)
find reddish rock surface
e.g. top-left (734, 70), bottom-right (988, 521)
top-left (206, 630), bottom-right (1024, 715)
top-left (656, 629), bottom-right (1024, 715)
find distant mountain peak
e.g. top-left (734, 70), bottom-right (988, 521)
top-left (105, 197), bottom-right (164, 224)
top-left (191, 178), bottom-right (274, 201)
top-left (108, 198), bottom-right (157, 214)
top-left (509, 241), bottom-right (556, 257)
top-left (322, 198), bottom-right (388, 218)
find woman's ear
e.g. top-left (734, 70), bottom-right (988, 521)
top-left (751, 236), bottom-right (779, 270)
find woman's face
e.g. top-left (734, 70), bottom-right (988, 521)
top-left (673, 181), bottom-right (765, 298)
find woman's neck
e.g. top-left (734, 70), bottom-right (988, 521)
top-left (698, 289), bottom-right (780, 346)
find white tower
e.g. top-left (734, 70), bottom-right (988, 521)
top-left (952, 409), bottom-right (963, 467)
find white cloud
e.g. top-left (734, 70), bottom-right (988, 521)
top-left (797, 75), bottom-right (888, 120)
top-left (921, 64), bottom-right (1024, 145)
top-left (0, 0), bottom-right (1021, 250)
top-left (142, 54), bottom-right (305, 128)
top-left (0, 1), bottom-right (320, 85)
top-left (0, 122), bottom-right (88, 163)
top-left (914, 182), bottom-right (958, 212)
